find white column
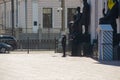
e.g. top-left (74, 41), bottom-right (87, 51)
top-left (118, 0), bottom-right (120, 33)
top-left (90, 0), bottom-right (96, 43)
top-left (32, 0), bottom-right (38, 33)
top-left (90, 0), bottom-right (105, 43)
top-left (119, 18), bottom-right (120, 33)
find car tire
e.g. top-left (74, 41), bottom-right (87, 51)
top-left (0, 47), bottom-right (6, 53)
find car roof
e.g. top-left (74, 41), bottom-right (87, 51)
top-left (0, 35), bottom-right (16, 40)
top-left (0, 35), bottom-right (14, 37)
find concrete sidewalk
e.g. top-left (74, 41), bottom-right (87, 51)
top-left (0, 51), bottom-right (120, 80)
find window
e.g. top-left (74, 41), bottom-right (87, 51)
top-left (34, 21), bottom-right (37, 26)
top-left (43, 8), bottom-right (52, 28)
top-left (67, 8), bottom-right (76, 27)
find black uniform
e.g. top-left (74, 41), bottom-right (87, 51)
top-left (81, 0), bottom-right (90, 34)
top-left (62, 35), bottom-right (66, 57)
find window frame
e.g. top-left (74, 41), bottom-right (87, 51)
top-left (43, 8), bottom-right (53, 28)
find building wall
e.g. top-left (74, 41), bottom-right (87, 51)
top-left (6, 2), bottom-right (11, 28)
top-left (38, 0), bottom-right (81, 28)
top-left (19, 0), bottom-right (26, 32)
top-left (0, 0), bottom-right (120, 42)
top-left (38, 0), bottom-right (61, 30)
top-left (0, 4), bottom-right (4, 28)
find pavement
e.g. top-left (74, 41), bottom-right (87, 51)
top-left (0, 51), bottom-right (120, 80)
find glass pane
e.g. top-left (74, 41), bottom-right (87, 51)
top-left (43, 8), bottom-right (52, 14)
top-left (43, 8), bottom-right (52, 28)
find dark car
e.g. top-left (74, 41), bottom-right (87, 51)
top-left (0, 35), bottom-right (17, 50)
top-left (0, 43), bottom-right (12, 53)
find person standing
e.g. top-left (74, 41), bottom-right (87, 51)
top-left (74, 7), bottom-right (82, 34)
top-left (61, 35), bottom-right (66, 57)
top-left (81, 0), bottom-right (90, 34)
top-left (99, 0), bottom-right (119, 46)
top-left (100, 0), bottom-right (119, 34)
top-left (71, 7), bottom-right (82, 56)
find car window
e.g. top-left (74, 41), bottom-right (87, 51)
top-left (0, 37), bottom-right (14, 39)
top-left (0, 36), bottom-right (16, 43)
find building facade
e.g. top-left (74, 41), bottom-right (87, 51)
top-left (0, 0), bottom-right (120, 43)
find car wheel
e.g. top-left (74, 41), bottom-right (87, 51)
top-left (0, 47), bottom-right (6, 53)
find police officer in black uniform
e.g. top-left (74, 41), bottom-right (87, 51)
top-left (61, 35), bottom-right (66, 57)
top-left (71, 7), bottom-right (82, 56)
top-left (81, 0), bottom-right (90, 34)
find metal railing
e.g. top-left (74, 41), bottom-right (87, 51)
top-left (17, 39), bottom-right (57, 50)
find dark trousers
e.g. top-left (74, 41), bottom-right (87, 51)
top-left (85, 25), bottom-right (89, 34)
top-left (71, 37), bottom-right (81, 56)
top-left (62, 45), bottom-right (66, 56)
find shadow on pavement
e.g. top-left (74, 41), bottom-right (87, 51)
top-left (95, 61), bottom-right (120, 66)
top-left (91, 57), bottom-right (120, 66)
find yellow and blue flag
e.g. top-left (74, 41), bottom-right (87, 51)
top-left (108, 0), bottom-right (116, 10)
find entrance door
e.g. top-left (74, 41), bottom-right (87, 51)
top-left (32, 0), bottom-right (38, 33)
